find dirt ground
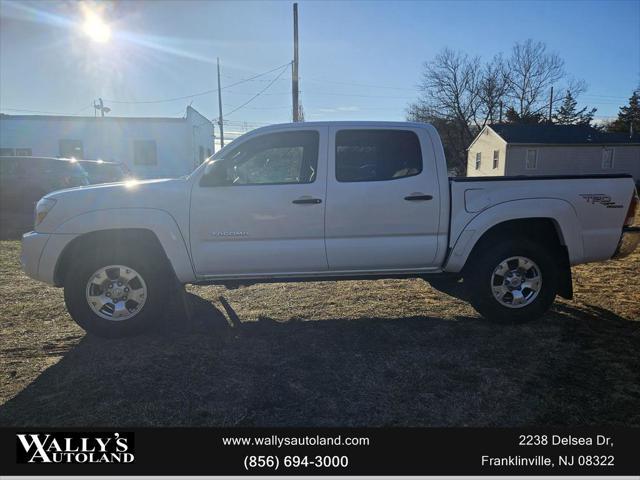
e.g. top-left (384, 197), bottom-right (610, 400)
top-left (0, 240), bottom-right (638, 427)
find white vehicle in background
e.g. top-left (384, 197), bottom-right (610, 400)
top-left (21, 122), bottom-right (639, 337)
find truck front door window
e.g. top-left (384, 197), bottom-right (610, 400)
top-left (220, 131), bottom-right (319, 186)
top-left (233, 146), bottom-right (304, 184)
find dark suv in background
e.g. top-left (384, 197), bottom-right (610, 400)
top-left (78, 160), bottom-right (131, 184)
top-left (0, 156), bottom-right (89, 239)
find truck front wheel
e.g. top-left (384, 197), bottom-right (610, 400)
top-left (64, 246), bottom-right (169, 338)
top-left (466, 238), bottom-right (559, 323)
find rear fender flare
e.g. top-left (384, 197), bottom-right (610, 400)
top-left (444, 198), bottom-right (583, 273)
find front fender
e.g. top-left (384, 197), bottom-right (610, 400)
top-left (444, 198), bottom-right (583, 273)
top-left (51, 208), bottom-right (196, 283)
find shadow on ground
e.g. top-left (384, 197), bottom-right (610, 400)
top-left (1, 293), bottom-right (639, 427)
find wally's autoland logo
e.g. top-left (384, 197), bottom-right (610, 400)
top-left (16, 432), bottom-right (134, 464)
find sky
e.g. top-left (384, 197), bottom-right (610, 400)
top-left (1, 0), bottom-right (639, 144)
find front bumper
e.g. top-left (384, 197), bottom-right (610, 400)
top-left (612, 226), bottom-right (640, 259)
top-left (21, 231), bottom-right (50, 282)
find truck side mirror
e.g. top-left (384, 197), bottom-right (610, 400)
top-left (200, 161), bottom-right (231, 187)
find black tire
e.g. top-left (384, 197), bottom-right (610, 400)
top-left (465, 237), bottom-right (559, 323)
top-left (64, 244), bottom-right (170, 338)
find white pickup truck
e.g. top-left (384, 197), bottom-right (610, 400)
top-left (21, 122), bottom-right (639, 337)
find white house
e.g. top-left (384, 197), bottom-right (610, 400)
top-left (0, 106), bottom-right (214, 179)
top-left (467, 124), bottom-right (640, 181)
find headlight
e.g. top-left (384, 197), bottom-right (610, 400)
top-left (35, 198), bottom-right (57, 227)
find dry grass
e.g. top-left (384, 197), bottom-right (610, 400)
top-left (0, 239), bottom-right (638, 427)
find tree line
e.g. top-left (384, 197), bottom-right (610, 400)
top-left (407, 39), bottom-right (639, 174)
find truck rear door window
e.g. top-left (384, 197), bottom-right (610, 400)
top-left (335, 129), bottom-right (422, 182)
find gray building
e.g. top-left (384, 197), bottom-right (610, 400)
top-left (467, 124), bottom-right (640, 181)
top-left (0, 106), bottom-right (215, 179)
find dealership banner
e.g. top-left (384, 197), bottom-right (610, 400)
top-left (1, 428), bottom-right (639, 476)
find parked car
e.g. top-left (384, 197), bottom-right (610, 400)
top-left (1, 156), bottom-right (89, 239)
top-left (21, 122), bottom-right (640, 337)
top-left (77, 160), bottom-right (132, 184)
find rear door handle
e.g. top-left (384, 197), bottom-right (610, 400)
top-left (292, 198), bottom-right (322, 204)
top-left (404, 194), bottom-right (433, 201)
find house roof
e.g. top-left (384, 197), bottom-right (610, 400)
top-left (489, 124), bottom-right (640, 145)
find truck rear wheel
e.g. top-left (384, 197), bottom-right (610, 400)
top-left (466, 238), bottom-right (559, 323)
top-left (64, 246), bottom-right (170, 338)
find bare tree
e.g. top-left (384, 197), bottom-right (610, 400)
top-left (408, 49), bottom-right (510, 173)
top-left (413, 48), bottom-right (482, 142)
top-left (407, 40), bottom-right (590, 173)
top-left (407, 104), bottom-right (469, 174)
top-left (476, 54), bottom-right (510, 125)
top-left (506, 39), bottom-right (565, 117)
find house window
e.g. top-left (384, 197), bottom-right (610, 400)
top-left (493, 150), bottom-right (499, 169)
top-left (15, 148), bottom-right (32, 156)
top-left (475, 152), bottom-right (481, 170)
top-left (0, 148), bottom-right (15, 156)
top-left (526, 149), bottom-right (538, 170)
top-left (207, 148), bottom-right (212, 159)
top-left (59, 139), bottom-right (84, 159)
top-left (602, 147), bottom-right (614, 169)
top-left (133, 140), bottom-right (157, 165)
top-left (199, 146), bottom-right (205, 164)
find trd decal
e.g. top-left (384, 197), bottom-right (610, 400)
top-left (579, 194), bottom-right (623, 209)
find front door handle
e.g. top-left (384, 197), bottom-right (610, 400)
top-left (292, 198), bottom-right (322, 204)
top-left (404, 194), bottom-right (433, 201)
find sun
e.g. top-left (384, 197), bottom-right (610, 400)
top-left (82, 11), bottom-right (111, 43)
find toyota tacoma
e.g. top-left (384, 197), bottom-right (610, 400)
top-left (21, 122), bottom-right (640, 337)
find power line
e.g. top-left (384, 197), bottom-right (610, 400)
top-left (223, 65), bottom-right (290, 118)
top-left (103, 61), bottom-right (292, 105)
top-left (222, 104), bottom-right (290, 111)
top-left (305, 91), bottom-right (415, 100)
top-left (219, 69), bottom-right (632, 102)
top-left (301, 76), bottom-right (418, 92)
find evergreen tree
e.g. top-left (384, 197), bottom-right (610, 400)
top-left (552, 91), bottom-right (596, 125)
top-left (504, 106), bottom-right (545, 124)
top-left (608, 89), bottom-right (640, 134)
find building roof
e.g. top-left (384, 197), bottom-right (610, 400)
top-left (489, 124), bottom-right (640, 145)
top-left (0, 113), bottom-right (183, 122)
top-left (0, 105), bottom-right (213, 126)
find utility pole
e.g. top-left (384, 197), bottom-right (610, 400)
top-left (548, 86), bottom-right (554, 124)
top-left (217, 57), bottom-right (224, 148)
top-left (292, 3), bottom-right (299, 122)
top-left (499, 101), bottom-right (503, 123)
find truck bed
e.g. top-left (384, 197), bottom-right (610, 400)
top-left (446, 173), bottom-right (636, 270)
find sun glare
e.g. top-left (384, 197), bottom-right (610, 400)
top-left (82, 11), bottom-right (111, 43)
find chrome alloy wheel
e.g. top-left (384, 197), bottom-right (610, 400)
top-left (85, 265), bottom-right (148, 321)
top-left (490, 256), bottom-right (542, 309)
